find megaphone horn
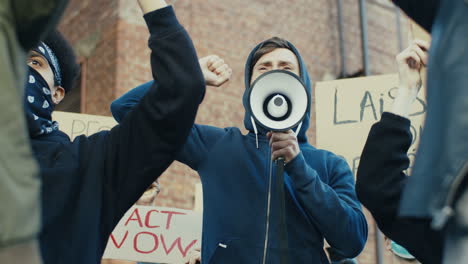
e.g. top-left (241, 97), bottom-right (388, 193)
top-left (248, 69), bottom-right (309, 132)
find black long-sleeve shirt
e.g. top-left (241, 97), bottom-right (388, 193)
top-left (356, 112), bottom-right (443, 264)
top-left (34, 7), bottom-right (205, 264)
top-left (392, 0), bottom-right (440, 32)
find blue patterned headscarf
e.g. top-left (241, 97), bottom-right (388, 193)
top-left (32, 42), bottom-right (62, 87)
top-left (24, 67), bottom-right (59, 137)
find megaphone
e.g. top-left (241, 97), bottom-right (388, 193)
top-left (247, 69), bottom-right (310, 132)
top-left (246, 70), bottom-right (309, 264)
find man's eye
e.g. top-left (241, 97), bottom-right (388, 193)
top-left (258, 67), bottom-right (267, 71)
top-left (27, 59), bottom-right (41, 67)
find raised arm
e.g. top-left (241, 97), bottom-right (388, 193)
top-left (110, 56), bottom-right (232, 170)
top-left (355, 40), bottom-right (443, 264)
top-left (102, 2), bottom-right (205, 217)
top-left (110, 55), bottom-right (232, 122)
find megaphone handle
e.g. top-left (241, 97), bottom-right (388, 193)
top-left (275, 156), bottom-right (285, 168)
top-left (275, 156), bottom-right (290, 264)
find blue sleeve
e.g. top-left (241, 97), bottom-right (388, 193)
top-left (111, 81), bottom-right (152, 123)
top-left (177, 124), bottom-right (227, 170)
top-left (285, 153), bottom-right (368, 258)
top-left (111, 82), bottom-right (227, 170)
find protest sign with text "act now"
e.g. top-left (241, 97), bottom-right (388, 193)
top-left (102, 206), bottom-right (202, 263)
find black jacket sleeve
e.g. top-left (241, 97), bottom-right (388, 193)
top-left (100, 7), bottom-right (205, 220)
top-left (355, 112), bottom-right (443, 264)
top-left (392, 0), bottom-right (440, 32)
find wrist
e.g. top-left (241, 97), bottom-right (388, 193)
top-left (396, 85), bottom-right (418, 99)
top-left (390, 90), bottom-right (416, 118)
top-left (138, 0), bottom-right (168, 14)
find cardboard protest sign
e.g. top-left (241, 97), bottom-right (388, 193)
top-left (410, 19), bottom-right (431, 43)
top-left (194, 183), bottom-right (203, 213)
top-left (315, 74), bottom-right (426, 176)
top-left (52, 111), bottom-right (117, 140)
top-left (102, 206), bottom-right (202, 263)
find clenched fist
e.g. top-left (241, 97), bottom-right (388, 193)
top-left (268, 130), bottom-right (300, 163)
top-left (199, 55), bottom-right (233, 87)
top-left (391, 39), bottom-right (430, 117)
top-left (396, 39), bottom-right (430, 97)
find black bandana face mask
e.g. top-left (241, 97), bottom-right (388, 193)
top-left (24, 67), bottom-right (59, 137)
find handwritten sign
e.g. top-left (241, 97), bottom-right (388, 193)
top-left (102, 206), bottom-right (202, 263)
top-left (315, 74), bottom-right (426, 176)
top-left (52, 111), bottom-right (117, 140)
top-left (410, 19), bottom-right (431, 43)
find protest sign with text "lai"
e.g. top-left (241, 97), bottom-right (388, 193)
top-left (52, 111), bottom-right (117, 140)
top-left (315, 74), bottom-right (427, 176)
top-left (102, 206), bottom-right (202, 263)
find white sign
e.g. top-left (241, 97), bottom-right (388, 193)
top-left (315, 74), bottom-right (426, 176)
top-left (52, 111), bottom-right (117, 140)
top-left (102, 206), bottom-right (202, 263)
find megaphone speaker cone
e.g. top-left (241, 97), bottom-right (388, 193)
top-left (267, 94), bottom-right (289, 118)
top-left (248, 70), bottom-right (309, 131)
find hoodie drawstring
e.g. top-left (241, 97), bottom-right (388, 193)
top-left (250, 116), bottom-right (259, 149)
top-left (295, 122), bottom-right (303, 136)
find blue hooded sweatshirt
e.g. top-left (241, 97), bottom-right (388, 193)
top-left (111, 40), bottom-right (368, 263)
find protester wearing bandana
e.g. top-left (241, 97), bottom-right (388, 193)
top-left (22, 1), bottom-right (206, 264)
top-left (25, 42), bottom-right (62, 137)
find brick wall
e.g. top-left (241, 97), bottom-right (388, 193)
top-left (59, 1), bottom-right (412, 263)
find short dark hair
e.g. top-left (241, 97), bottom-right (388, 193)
top-left (250, 37), bottom-right (293, 74)
top-left (43, 30), bottom-right (80, 93)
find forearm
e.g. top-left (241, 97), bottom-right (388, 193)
top-left (106, 6), bottom-right (204, 215)
top-left (286, 155), bottom-right (367, 257)
top-left (390, 88), bottom-right (419, 118)
top-left (139, 6), bottom-right (204, 144)
top-left (356, 113), bottom-right (411, 221)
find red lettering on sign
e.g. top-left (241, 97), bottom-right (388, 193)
top-left (109, 231), bottom-right (129, 249)
top-left (160, 211), bottom-right (186, 230)
top-left (160, 235), bottom-right (197, 258)
top-left (133, 232), bottom-right (159, 254)
top-left (125, 208), bottom-right (143, 227)
top-left (145, 210), bottom-right (160, 228)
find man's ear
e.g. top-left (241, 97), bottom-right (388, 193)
top-left (52, 86), bottom-right (65, 105)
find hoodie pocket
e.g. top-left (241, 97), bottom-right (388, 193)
top-left (208, 238), bottom-right (264, 264)
top-left (207, 238), bottom-right (239, 264)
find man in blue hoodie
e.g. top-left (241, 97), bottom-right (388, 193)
top-left (22, 1), bottom-right (206, 263)
top-left (111, 36), bottom-right (368, 263)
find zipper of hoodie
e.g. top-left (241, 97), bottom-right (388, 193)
top-left (432, 161), bottom-right (468, 229)
top-left (262, 149), bottom-right (273, 264)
